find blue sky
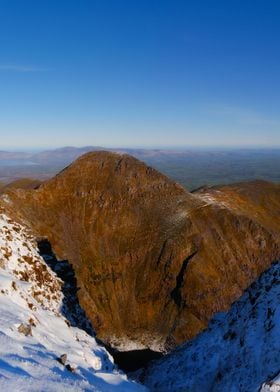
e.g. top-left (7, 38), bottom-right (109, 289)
top-left (0, 0), bottom-right (279, 149)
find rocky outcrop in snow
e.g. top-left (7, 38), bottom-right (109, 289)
top-left (262, 379), bottom-right (280, 392)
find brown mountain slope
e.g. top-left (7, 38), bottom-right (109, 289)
top-left (0, 178), bottom-right (42, 193)
top-left (3, 152), bottom-right (280, 350)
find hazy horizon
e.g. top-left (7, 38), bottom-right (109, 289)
top-left (0, 144), bottom-right (279, 191)
top-left (2, 144), bottom-right (280, 154)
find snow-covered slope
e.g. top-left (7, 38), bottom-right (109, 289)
top-left (0, 213), bottom-right (146, 392)
top-left (144, 259), bottom-right (280, 392)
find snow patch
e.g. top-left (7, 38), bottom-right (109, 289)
top-left (108, 334), bottom-right (165, 353)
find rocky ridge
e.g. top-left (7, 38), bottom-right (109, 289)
top-left (2, 151), bottom-right (280, 351)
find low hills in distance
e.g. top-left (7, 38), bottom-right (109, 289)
top-left (0, 146), bottom-right (280, 190)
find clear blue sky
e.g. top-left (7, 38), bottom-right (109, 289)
top-left (0, 0), bottom-right (280, 149)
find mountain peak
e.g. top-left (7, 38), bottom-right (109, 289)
top-left (3, 152), bottom-right (280, 352)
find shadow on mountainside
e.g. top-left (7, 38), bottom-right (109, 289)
top-left (37, 238), bottom-right (94, 335)
top-left (37, 238), bottom-right (164, 373)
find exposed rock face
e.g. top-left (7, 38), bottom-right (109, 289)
top-left (4, 152), bottom-right (280, 350)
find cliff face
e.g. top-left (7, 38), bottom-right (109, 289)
top-left (4, 152), bottom-right (280, 350)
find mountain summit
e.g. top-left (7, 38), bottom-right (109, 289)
top-left (3, 151), bottom-right (280, 351)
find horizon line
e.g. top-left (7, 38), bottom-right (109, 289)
top-left (1, 144), bottom-right (280, 153)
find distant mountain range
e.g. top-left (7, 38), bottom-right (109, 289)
top-left (1, 146), bottom-right (280, 164)
top-left (0, 146), bottom-right (280, 190)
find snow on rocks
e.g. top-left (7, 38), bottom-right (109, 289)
top-left (144, 260), bottom-right (280, 392)
top-left (261, 379), bottom-right (280, 392)
top-left (196, 190), bottom-right (237, 211)
top-left (0, 213), bottom-right (62, 313)
top-left (0, 213), bottom-right (146, 391)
